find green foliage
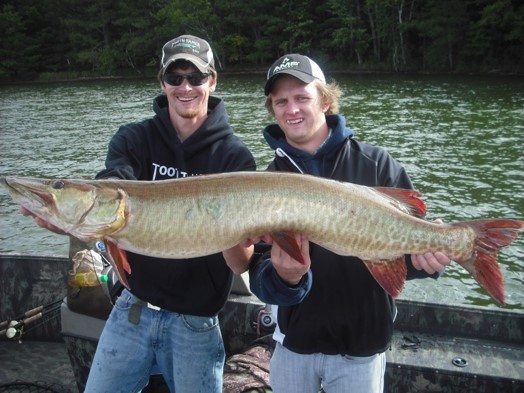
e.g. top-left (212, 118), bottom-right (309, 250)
top-left (0, 3), bottom-right (53, 79)
top-left (222, 34), bottom-right (249, 63)
top-left (1, 0), bottom-right (522, 81)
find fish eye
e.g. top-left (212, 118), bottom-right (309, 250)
top-left (52, 180), bottom-right (65, 189)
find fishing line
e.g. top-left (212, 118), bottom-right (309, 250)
top-left (18, 304), bottom-right (62, 337)
top-left (0, 299), bottom-right (62, 331)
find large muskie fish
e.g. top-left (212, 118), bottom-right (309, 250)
top-left (1, 172), bottom-right (522, 304)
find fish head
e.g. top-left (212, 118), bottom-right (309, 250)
top-left (1, 177), bottom-right (127, 241)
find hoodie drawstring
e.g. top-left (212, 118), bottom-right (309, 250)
top-left (275, 148), bottom-right (304, 174)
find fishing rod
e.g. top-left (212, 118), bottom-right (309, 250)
top-left (0, 242), bottom-right (113, 341)
top-left (0, 298), bottom-right (63, 340)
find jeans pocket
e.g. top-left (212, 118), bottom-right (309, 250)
top-left (181, 314), bottom-right (218, 332)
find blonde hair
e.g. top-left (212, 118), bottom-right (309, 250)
top-left (265, 79), bottom-right (342, 116)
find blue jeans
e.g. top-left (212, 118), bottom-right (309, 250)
top-left (270, 343), bottom-right (386, 393)
top-left (84, 289), bottom-right (225, 393)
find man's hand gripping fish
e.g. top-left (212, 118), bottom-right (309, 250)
top-left (1, 172), bottom-right (522, 305)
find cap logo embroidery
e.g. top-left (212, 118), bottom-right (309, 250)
top-left (273, 57), bottom-right (300, 73)
top-left (172, 39), bottom-right (201, 53)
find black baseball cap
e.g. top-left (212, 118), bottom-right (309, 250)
top-left (264, 54), bottom-right (326, 95)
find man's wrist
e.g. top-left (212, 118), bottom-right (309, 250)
top-left (278, 273), bottom-right (307, 288)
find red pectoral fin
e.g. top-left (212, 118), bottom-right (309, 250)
top-left (363, 257), bottom-right (407, 298)
top-left (270, 231), bottom-right (306, 265)
top-left (105, 240), bottom-right (131, 289)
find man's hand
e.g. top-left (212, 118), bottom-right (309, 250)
top-left (223, 243), bottom-right (254, 275)
top-left (411, 251), bottom-right (451, 274)
top-left (241, 233), bottom-right (311, 286)
top-left (270, 233), bottom-right (311, 286)
top-left (411, 219), bottom-right (452, 274)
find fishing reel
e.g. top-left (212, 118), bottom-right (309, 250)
top-left (5, 320), bottom-right (24, 341)
top-left (253, 304), bottom-right (276, 335)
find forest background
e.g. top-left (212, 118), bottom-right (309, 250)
top-left (1, 0), bottom-right (523, 81)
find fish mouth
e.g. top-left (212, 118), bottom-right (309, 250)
top-left (1, 177), bottom-right (57, 216)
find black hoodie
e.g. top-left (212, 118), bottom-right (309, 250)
top-left (96, 94), bottom-right (255, 316)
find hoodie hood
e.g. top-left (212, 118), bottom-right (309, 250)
top-left (152, 94), bottom-right (234, 159)
top-left (97, 93), bottom-right (254, 182)
top-left (263, 114), bottom-right (355, 175)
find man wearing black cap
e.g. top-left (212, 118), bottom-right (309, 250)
top-left (83, 35), bottom-right (256, 392)
top-left (248, 54), bottom-right (450, 392)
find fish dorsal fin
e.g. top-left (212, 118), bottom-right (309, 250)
top-left (373, 187), bottom-right (427, 218)
top-left (363, 257), bottom-right (407, 298)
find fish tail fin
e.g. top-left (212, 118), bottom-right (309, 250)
top-left (456, 219), bottom-right (524, 305)
top-left (363, 257), bottom-right (407, 298)
top-left (270, 231), bottom-right (306, 265)
top-left (106, 240), bottom-right (131, 289)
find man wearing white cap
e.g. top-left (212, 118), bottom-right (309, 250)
top-left (83, 35), bottom-right (256, 392)
top-left (248, 54), bottom-right (450, 392)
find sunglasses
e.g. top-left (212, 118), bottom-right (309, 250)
top-left (163, 72), bottom-right (211, 86)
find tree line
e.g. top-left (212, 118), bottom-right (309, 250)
top-left (1, 0), bottom-right (523, 81)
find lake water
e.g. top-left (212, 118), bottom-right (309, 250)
top-left (0, 74), bottom-right (522, 309)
